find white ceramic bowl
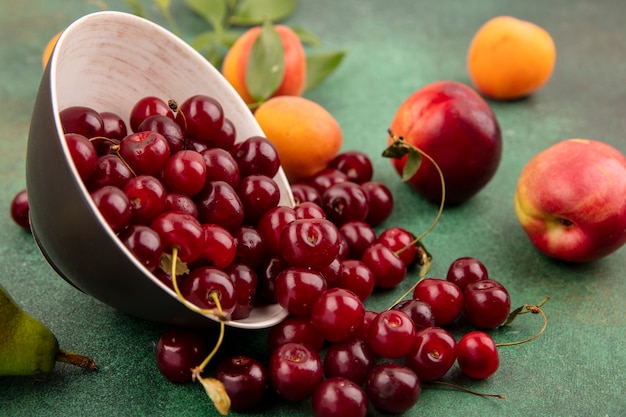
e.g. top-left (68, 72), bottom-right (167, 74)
top-left (26, 11), bottom-right (292, 328)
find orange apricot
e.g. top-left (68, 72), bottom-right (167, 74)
top-left (467, 16), bottom-right (556, 100)
top-left (254, 96), bottom-right (342, 183)
top-left (42, 31), bottom-right (63, 69)
top-left (222, 25), bottom-right (306, 105)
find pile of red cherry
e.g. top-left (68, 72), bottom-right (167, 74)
top-left (11, 93), bottom-right (518, 416)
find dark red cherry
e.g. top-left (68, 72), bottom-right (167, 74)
top-left (137, 114), bottom-right (185, 154)
top-left (278, 218), bottom-right (341, 270)
top-left (155, 327), bottom-right (208, 383)
top-left (312, 377), bottom-right (368, 417)
top-left (405, 326), bottom-right (457, 382)
top-left (59, 106), bottom-right (104, 138)
top-left (231, 136), bottom-right (280, 178)
top-left (118, 131), bottom-right (170, 176)
top-left (10, 189), bottom-right (30, 232)
top-left (150, 211), bottom-right (204, 263)
top-left (268, 317), bottom-right (325, 352)
top-left (90, 186), bottom-right (132, 233)
top-left (179, 266), bottom-right (237, 315)
top-left (463, 279), bottom-right (511, 329)
top-left (100, 111), bottom-right (128, 140)
top-left (129, 96), bottom-right (175, 132)
top-left (457, 331), bottom-right (499, 379)
top-left (365, 362), bottom-right (421, 414)
top-left (215, 355), bottom-right (268, 411)
top-left (176, 94), bottom-right (224, 143)
top-left (119, 224), bottom-right (163, 272)
top-left (65, 133), bottom-right (98, 182)
top-left (269, 342), bottom-right (323, 402)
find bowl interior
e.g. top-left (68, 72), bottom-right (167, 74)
top-left (28, 10), bottom-right (291, 329)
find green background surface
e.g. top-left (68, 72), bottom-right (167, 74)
top-left (1, 1), bottom-right (625, 416)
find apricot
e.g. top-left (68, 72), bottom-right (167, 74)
top-left (42, 31), bottom-right (62, 69)
top-left (467, 16), bottom-right (556, 100)
top-left (222, 25), bottom-right (306, 105)
top-left (254, 96), bottom-right (342, 183)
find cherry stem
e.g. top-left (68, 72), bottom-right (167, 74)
top-left (168, 247), bottom-right (231, 415)
top-left (55, 350), bottom-right (98, 371)
top-left (387, 129), bottom-right (446, 246)
top-left (496, 296), bottom-right (550, 348)
top-left (169, 247), bottom-right (230, 320)
top-left (387, 250), bottom-right (431, 309)
top-left (427, 380), bottom-right (506, 399)
top-left (196, 293), bottom-right (226, 373)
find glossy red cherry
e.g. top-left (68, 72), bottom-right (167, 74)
top-left (137, 114), bottom-right (184, 154)
top-left (446, 256), bottom-right (489, 290)
top-left (367, 309), bottom-right (416, 359)
top-left (413, 278), bottom-right (463, 326)
top-left (310, 288), bottom-right (365, 343)
top-left (224, 263), bottom-right (257, 320)
top-left (179, 266), bottom-right (237, 315)
top-left (361, 181), bottom-right (393, 226)
top-left (405, 326), bottom-right (457, 382)
top-left (123, 175), bottom-right (167, 225)
top-left (365, 362), bottom-right (421, 414)
top-left (59, 105), bottom-right (104, 138)
top-left (361, 243), bottom-right (407, 289)
top-left (328, 151), bottom-right (373, 184)
top-left (215, 355), bottom-right (268, 411)
top-left (269, 342), bottom-right (323, 402)
top-left (377, 227), bottom-right (417, 266)
top-left (176, 94), bottom-right (224, 143)
top-left (129, 96), bottom-right (175, 132)
top-left (100, 111), bottom-right (127, 140)
top-left (323, 338), bottom-right (376, 385)
top-left (457, 331), bottom-right (499, 379)
top-left (279, 218), bottom-right (341, 269)
top-left (119, 224), bottom-right (163, 272)
top-left (463, 279), bottom-right (511, 329)
top-left (199, 224), bottom-right (236, 269)
top-left (274, 267), bottom-right (327, 318)
top-left (150, 211), bottom-right (204, 263)
top-left (65, 133), bottom-right (98, 182)
top-left (155, 327), bottom-right (208, 383)
top-left (90, 185), bottom-right (132, 233)
top-left (118, 131), bottom-right (170, 176)
top-left (267, 317), bottom-right (325, 352)
top-left (312, 377), bottom-right (368, 417)
top-left (162, 149), bottom-right (207, 196)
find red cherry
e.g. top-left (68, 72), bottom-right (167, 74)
top-left (457, 331), bottom-right (499, 379)
top-left (269, 342), bottom-right (323, 402)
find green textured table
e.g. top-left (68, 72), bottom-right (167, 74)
top-left (1, 1), bottom-right (625, 416)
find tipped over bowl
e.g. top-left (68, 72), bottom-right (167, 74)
top-left (26, 11), bottom-right (293, 328)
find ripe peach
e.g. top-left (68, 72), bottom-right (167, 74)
top-left (222, 25), bottom-right (306, 105)
top-left (514, 139), bottom-right (626, 262)
top-left (389, 80), bottom-right (502, 205)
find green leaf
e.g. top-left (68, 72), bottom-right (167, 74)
top-left (125, 0), bottom-right (146, 17)
top-left (290, 25), bottom-right (320, 46)
top-left (154, 0), bottom-right (171, 9)
top-left (229, 0), bottom-right (298, 25)
top-left (304, 50), bottom-right (346, 91)
top-left (402, 147), bottom-right (422, 181)
top-left (382, 142), bottom-right (410, 159)
top-left (246, 20), bottom-right (285, 102)
top-left (185, 0), bottom-right (227, 30)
